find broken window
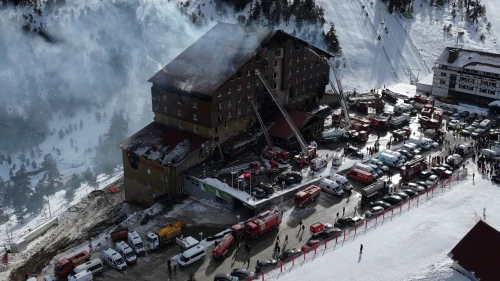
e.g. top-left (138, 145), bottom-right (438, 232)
top-left (193, 114), bottom-right (198, 121)
top-left (256, 55), bottom-right (260, 61)
top-left (192, 101), bottom-right (197, 108)
top-left (237, 85), bottom-right (242, 91)
top-left (194, 125), bottom-right (199, 132)
top-left (273, 72), bottom-right (278, 79)
top-left (274, 49), bottom-right (282, 57)
top-left (177, 110), bottom-right (182, 116)
top-left (215, 126), bottom-right (219, 133)
top-left (228, 99), bottom-right (232, 106)
top-left (273, 60), bottom-right (278, 68)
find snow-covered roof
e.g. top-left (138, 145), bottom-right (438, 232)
top-left (119, 122), bottom-right (209, 167)
top-left (435, 47), bottom-right (500, 74)
top-left (489, 100), bottom-right (500, 107)
top-left (416, 72), bottom-right (434, 86)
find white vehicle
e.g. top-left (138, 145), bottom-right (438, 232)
top-left (408, 136), bottom-right (431, 150)
top-left (67, 270), bottom-right (93, 281)
top-left (331, 149), bottom-right (344, 168)
top-left (425, 175), bottom-right (439, 187)
top-left (446, 154), bottom-right (463, 167)
top-left (365, 206), bottom-right (385, 218)
top-left (368, 164), bottom-right (384, 177)
top-left (115, 241), bottom-right (137, 264)
top-left (369, 159), bottom-right (389, 171)
top-left (422, 137), bottom-right (439, 148)
top-left (178, 245), bottom-right (206, 267)
top-left (101, 248), bottom-right (127, 271)
top-left (127, 231), bottom-right (145, 255)
top-left (73, 259), bottom-right (104, 276)
top-left (406, 183), bottom-right (425, 192)
top-left (492, 142), bottom-right (500, 154)
top-left (378, 152), bottom-right (403, 168)
top-left (478, 119), bottom-right (491, 132)
top-left (352, 163), bottom-right (379, 178)
top-left (310, 157), bottom-right (328, 171)
top-left (385, 150), bottom-right (407, 163)
top-left (394, 104), bottom-right (413, 115)
top-left (319, 178), bottom-right (344, 196)
top-left (43, 276), bottom-right (55, 281)
top-left (457, 143), bottom-right (474, 156)
top-left (330, 174), bottom-right (353, 191)
top-left (403, 143), bottom-right (421, 155)
top-left (481, 149), bottom-right (499, 160)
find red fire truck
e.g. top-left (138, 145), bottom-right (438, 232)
top-left (232, 207), bottom-right (283, 239)
top-left (400, 158), bottom-right (428, 180)
top-left (212, 233), bottom-right (235, 259)
top-left (262, 147), bottom-right (290, 164)
top-left (54, 251), bottom-right (91, 278)
top-left (294, 185), bottom-right (321, 207)
top-left (367, 115), bottom-right (391, 129)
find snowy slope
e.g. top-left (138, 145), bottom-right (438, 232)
top-left (266, 160), bottom-right (497, 280)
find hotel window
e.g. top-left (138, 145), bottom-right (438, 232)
top-left (264, 63), bottom-right (268, 70)
top-left (228, 100), bottom-right (232, 106)
top-left (192, 101), bottom-right (197, 108)
top-left (177, 110), bottom-right (182, 116)
top-left (289, 58), bottom-right (292, 65)
top-left (256, 79), bottom-right (260, 85)
top-left (235, 119), bottom-right (239, 125)
top-left (228, 87), bottom-right (232, 94)
top-left (303, 65), bottom-right (306, 70)
top-left (237, 72), bottom-right (241, 78)
top-left (238, 96), bottom-right (242, 103)
top-left (247, 70), bottom-right (251, 76)
top-left (177, 98), bottom-right (182, 105)
top-left (309, 73), bottom-right (313, 78)
top-left (237, 85), bottom-right (242, 91)
top-left (237, 108), bottom-right (242, 115)
top-left (295, 77), bottom-right (299, 83)
top-left (178, 121), bottom-right (183, 128)
top-left (163, 106), bottom-right (168, 113)
top-left (163, 94), bottom-right (167, 101)
top-left (228, 111), bottom-right (232, 119)
top-left (273, 60), bottom-right (278, 68)
top-left (289, 47), bottom-right (293, 53)
top-left (218, 116), bottom-right (222, 122)
top-left (296, 56), bottom-right (300, 62)
top-left (193, 114), bottom-right (198, 121)
top-left (296, 66), bottom-right (300, 72)
top-left (225, 123), bottom-right (229, 129)
top-left (133, 174), bottom-right (137, 180)
top-left (296, 45), bottom-right (300, 50)
top-left (256, 55), bottom-right (260, 61)
top-left (147, 169), bottom-right (151, 175)
top-left (218, 91), bottom-right (222, 97)
top-left (273, 72), bottom-right (278, 79)
top-left (310, 62), bottom-right (313, 68)
top-left (194, 125), bottom-right (199, 132)
top-left (303, 75), bottom-right (306, 80)
top-left (218, 103), bottom-right (222, 110)
top-left (440, 80), bottom-right (445, 85)
top-left (274, 49), bottom-right (282, 57)
top-left (273, 83), bottom-right (278, 89)
top-left (147, 181), bottom-right (151, 187)
top-left (441, 72), bottom-right (447, 77)
top-left (288, 69), bottom-right (292, 76)
top-left (247, 82), bottom-right (251, 88)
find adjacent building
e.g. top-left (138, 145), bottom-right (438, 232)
top-left (448, 220), bottom-right (500, 281)
top-left (120, 23), bottom-right (332, 206)
top-left (431, 47), bottom-right (500, 105)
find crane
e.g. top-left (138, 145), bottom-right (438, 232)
top-left (248, 96), bottom-right (289, 164)
top-left (255, 70), bottom-right (317, 168)
top-left (307, 48), bottom-right (351, 129)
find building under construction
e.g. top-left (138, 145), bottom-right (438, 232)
top-left (120, 23), bottom-right (332, 207)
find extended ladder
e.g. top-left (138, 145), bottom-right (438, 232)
top-left (248, 97), bottom-right (273, 149)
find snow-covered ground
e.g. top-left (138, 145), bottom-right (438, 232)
top-left (264, 159), bottom-right (496, 280)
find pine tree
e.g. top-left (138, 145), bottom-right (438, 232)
top-left (59, 128), bottom-right (65, 139)
top-left (9, 164), bottom-right (33, 219)
top-left (31, 160), bottom-right (37, 169)
top-left (7, 154), bottom-right (11, 165)
top-left (40, 153), bottom-right (62, 188)
top-left (94, 110), bottom-right (128, 174)
top-left (0, 177), bottom-right (6, 206)
top-left (83, 168), bottom-right (98, 190)
top-left (324, 24), bottom-right (342, 54)
top-left (80, 119), bottom-right (84, 130)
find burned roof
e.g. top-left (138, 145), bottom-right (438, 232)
top-left (448, 220), bottom-right (500, 281)
top-left (119, 122), bottom-right (209, 167)
top-left (148, 22), bottom-right (332, 97)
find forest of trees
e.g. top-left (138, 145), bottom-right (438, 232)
top-left (93, 110), bottom-right (128, 174)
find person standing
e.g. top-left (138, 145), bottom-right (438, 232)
top-left (285, 234), bottom-right (288, 243)
top-left (360, 244), bottom-right (363, 254)
top-left (173, 264), bottom-right (177, 275)
top-left (342, 207), bottom-right (345, 216)
top-left (302, 225), bottom-right (305, 232)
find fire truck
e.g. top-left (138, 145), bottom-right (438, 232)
top-left (421, 104), bottom-right (434, 117)
top-left (351, 130), bottom-right (369, 142)
top-left (392, 127), bottom-right (412, 141)
top-left (350, 116), bottom-right (371, 127)
top-left (232, 207), bottom-right (283, 239)
top-left (400, 158), bottom-right (428, 180)
top-left (294, 185), bottom-right (321, 207)
top-left (413, 95), bottom-right (431, 109)
top-left (367, 114), bottom-right (391, 129)
top-left (357, 100), bottom-right (385, 113)
top-left (212, 233), bottom-right (235, 259)
top-left (350, 122), bottom-right (370, 132)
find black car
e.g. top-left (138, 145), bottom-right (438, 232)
top-left (277, 174), bottom-right (297, 186)
top-left (419, 171), bottom-right (432, 179)
top-left (279, 248), bottom-right (303, 262)
top-left (393, 192), bottom-right (409, 201)
top-left (214, 274), bottom-right (239, 281)
top-left (234, 179), bottom-right (249, 191)
top-left (439, 163), bottom-right (454, 171)
top-left (401, 189), bottom-right (418, 197)
top-left (382, 195), bottom-right (403, 205)
top-left (460, 111), bottom-right (470, 118)
top-left (255, 259), bottom-right (278, 272)
top-left (257, 182), bottom-right (275, 195)
top-left (398, 149), bottom-right (415, 159)
top-left (470, 112), bottom-right (478, 120)
top-left (231, 269), bottom-right (255, 280)
top-left (252, 187), bottom-right (267, 199)
top-left (371, 200), bottom-right (392, 209)
top-left (286, 172), bottom-right (303, 182)
top-left (417, 181), bottom-right (431, 189)
top-left (318, 225), bottom-right (343, 239)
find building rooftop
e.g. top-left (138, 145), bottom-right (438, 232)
top-left (448, 220), bottom-right (500, 281)
top-left (119, 122), bottom-right (209, 167)
top-left (268, 109), bottom-right (313, 139)
top-left (148, 22), bottom-right (332, 97)
top-left (436, 47), bottom-right (500, 74)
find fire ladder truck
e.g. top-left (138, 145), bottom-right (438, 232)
top-left (248, 97), bottom-right (290, 164)
top-left (255, 70), bottom-right (316, 168)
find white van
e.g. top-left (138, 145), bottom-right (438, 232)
top-left (408, 136), bottom-right (431, 150)
top-left (403, 143), bottom-right (421, 155)
top-left (331, 149), bottom-right (344, 168)
top-left (101, 248), bottom-right (127, 271)
top-left (73, 259), bottom-right (104, 276)
top-left (478, 119), bottom-right (491, 132)
top-left (115, 241), bottom-right (137, 264)
top-left (127, 231), bottom-right (145, 255)
top-left (457, 143), bottom-right (474, 156)
top-left (310, 157), bottom-right (328, 171)
top-left (67, 270), bottom-right (93, 281)
top-left (422, 137), bottom-right (439, 148)
top-left (482, 149), bottom-right (499, 159)
top-left (385, 150), bottom-right (407, 163)
top-left (330, 174), bottom-right (353, 191)
top-left (352, 163), bottom-right (379, 178)
top-left (178, 245), bottom-right (206, 267)
top-left (379, 152), bottom-right (403, 168)
top-left (319, 178), bottom-right (344, 196)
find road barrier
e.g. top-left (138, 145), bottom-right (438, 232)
top-left (257, 169), bottom-right (468, 280)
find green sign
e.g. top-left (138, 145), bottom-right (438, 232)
top-left (201, 183), bottom-right (233, 203)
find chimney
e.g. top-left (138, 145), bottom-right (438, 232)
top-left (448, 48), bottom-right (459, 63)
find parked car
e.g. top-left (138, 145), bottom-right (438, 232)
top-left (214, 274), bottom-right (239, 281)
top-left (460, 111), bottom-right (470, 118)
top-left (257, 182), bottom-right (275, 195)
top-left (230, 269), bottom-right (255, 280)
top-left (401, 189), bottom-right (418, 197)
top-left (382, 195), bottom-right (403, 205)
top-left (425, 175), bottom-right (439, 186)
top-left (450, 113), bottom-right (460, 120)
top-left (334, 216), bottom-right (364, 229)
top-left (369, 159), bottom-right (390, 171)
top-left (301, 239), bottom-right (321, 253)
top-left (440, 163), bottom-right (454, 171)
top-left (365, 206), bottom-right (385, 218)
top-left (407, 183), bottom-right (425, 192)
top-left (416, 181), bottom-right (431, 189)
top-left (279, 248), bottom-right (303, 262)
top-left (255, 259), bottom-right (278, 272)
top-left (470, 112), bottom-right (478, 120)
top-left (419, 171), bottom-right (432, 179)
top-left (398, 149), bottom-right (415, 159)
top-left (345, 145), bottom-right (363, 158)
top-left (313, 223), bottom-right (342, 239)
top-left (370, 200), bottom-right (392, 209)
top-left (393, 192), bottom-right (409, 201)
top-left (448, 119), bottom-right (459, 129)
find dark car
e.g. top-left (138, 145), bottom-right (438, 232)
top-left (382, 195), bottom-right (403, 205)
top-left (333, 216), bottom-right (359, 229)
top-left (255, 259), bottom-right (278, 272)
top-left (257, 182), bottom-right (275, 195)
top-left (214, 274), bottom-right (239, 281)
top-left (398, 149), bottom-right (415, 159)
top-left (231, 268), bottom-right (255, 280)
top-left (440, 163), bottom-right (454, 171)
top-left (460, 111), bottom-right (470, 118)
top-left (371, 200), bottom-right (392, 209)
top-left (401, 189), bottom-right (418, 197)
top-left (419, 171), bottom-right (432, 179)
top-left (345, 144), bottom-right (363, 157)
top-left (234, 179), bottom-right (249, 191)
top-left (277, 174), bottom-right (297, 186)
top-left (470, 112), bottom-right (478, 120)
top-left (393, 192), bottom-right (409, 201)
top-left (252, 187), bottom-right (267, 199)
top-left (319, 225), bottom-right (343, 239)
top-left (279, 248), bottom-right (303, 262)
top-left (417, 181), bottom-right (431, 189)
top-left (286, 172), bottom-right (303, 182)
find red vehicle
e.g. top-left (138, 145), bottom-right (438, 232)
top-left (232, 207), bottom-right (283, 239)
top-left (212, 233), bottom-right (235, 259)
top-left (414, 95), bottom-right (430, 105)
top-left (294, 185), bottom-right (321, 207)
top-left (352, 131), bottom-right (369, 142)
top-left (110, 227), bottom-right (128, 241)
top-left (310, 222), bottom-right (327, 236)
top-left (392, 127), bottom-right (411, 141)
top-left (421, 104), bottom-right (433, 117)
top-left (54, 251), bottom-right (91, 278)
top-left (367, 115), bottom-right (390, 129)
top-left (262, 147), bottom-right (290, 164)
top-left (358, 100), bottom-right (384, 113)
top-left (400, 158), bottom-right (428, 180)
top-left (350, 117), bottom-right (371, 128)
top-left (301, 239), bottom-right (321, 253)
top-left (350, 122), bottom-right (370, 132)
top-left (346, 169), bottom-right (373, 184)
